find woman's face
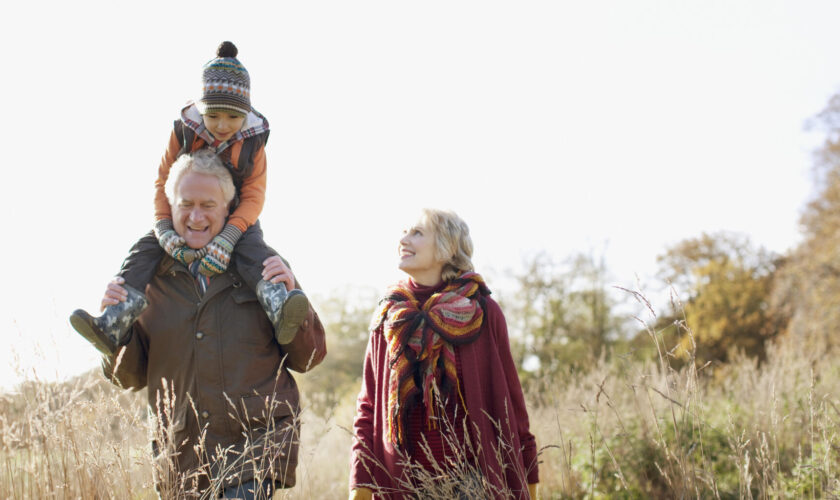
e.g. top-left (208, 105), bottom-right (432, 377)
top-left (398, 217), bottom-right (446, 286)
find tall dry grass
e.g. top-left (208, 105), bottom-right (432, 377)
top-left (525, 289), bottom-right (840, 498)
top-left (2, 299), bottom-right (839, 498)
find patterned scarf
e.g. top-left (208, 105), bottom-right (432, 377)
top-left (189, 260), bottom-right (211, 295)
top-left (372, 272), bottom-right (490, 447)
top-left (169, 246), bottom-right (211, 295)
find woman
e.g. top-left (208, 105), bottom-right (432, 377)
top-left (349, 209), bottom-right (539, 499)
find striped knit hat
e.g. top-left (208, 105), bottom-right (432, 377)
top-left (197, 41), bottom-right (251, 116)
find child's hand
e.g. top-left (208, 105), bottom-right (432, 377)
top-left (171, 246), bottom-right (206, 266)
top-left (100, 277), bottom-right (128, 311)
top-left (159, 230), bottom-right (186, 255)
top-left (154, 219), bottom-right (186, 256)
top-left (198, 225), bottom-right (241, 276)
top-left (262, 256), bottom-right (295, 291)
top-left (198, 235), bottom-right (234, 276)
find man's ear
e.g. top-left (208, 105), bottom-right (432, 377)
top-left (227, 194), bottom-right (240, 215)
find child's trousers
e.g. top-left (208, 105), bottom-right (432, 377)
top-left (117, 221), bottom-right (276, 292)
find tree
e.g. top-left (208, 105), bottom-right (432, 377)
top-left (655, 232), bottom-right (780, 364)
top-left (505, 251), bottom-right (626, 380)
top-left (296, 287), bottom-right (377, 416)
top-left (770, 93), bottom-right (840, 353)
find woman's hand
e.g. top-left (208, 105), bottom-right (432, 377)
top-left (349, 487), bottom-right (373, 500)
top-left (262, 255), bottom-right (295, 291)
top-left (100, 277), bottom-right (128, 311)
top-left (528, 483), bottom-right (538, 499)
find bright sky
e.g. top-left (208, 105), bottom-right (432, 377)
top-left (2, 1), bottom-right (839, 390)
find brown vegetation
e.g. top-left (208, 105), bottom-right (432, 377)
top-left (1, 288), bottom-right (839, 498)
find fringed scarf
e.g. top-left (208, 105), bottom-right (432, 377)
top-left (371, 272), bottom-right (490, 448)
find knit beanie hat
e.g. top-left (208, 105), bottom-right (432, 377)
top-left (197, 41), bottom-right (251, 116)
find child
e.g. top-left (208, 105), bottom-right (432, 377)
top-left (70, 41), bottom-right (308, 355)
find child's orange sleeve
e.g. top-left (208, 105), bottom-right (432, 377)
top-left (227, 143), bottom-right (266, 232)
top-left (153, 131), bottom-right (181, 222)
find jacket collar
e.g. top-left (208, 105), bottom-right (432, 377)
top-left (180, 101), bottom-right (270, 153)
top-left (158, 256), bottom-right (245, 302)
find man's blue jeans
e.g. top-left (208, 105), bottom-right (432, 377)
top-left (220, 479), bottom-right (275, 499)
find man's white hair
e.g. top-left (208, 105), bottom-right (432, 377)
top-left (165, 149), bottom-right (235, 206)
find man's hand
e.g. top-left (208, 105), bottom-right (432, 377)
top-left (262, 255), bottom-right (295, 291)
top-left (100, 277), bottom-right (128, 311)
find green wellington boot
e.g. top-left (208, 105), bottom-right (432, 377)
top-left (69, 284), bottom-right (148, 355)
top-left (256, 280), bottom-right (310, 345)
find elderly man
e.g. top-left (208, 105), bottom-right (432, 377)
top-left (87, 150), bottom-right (326, 498)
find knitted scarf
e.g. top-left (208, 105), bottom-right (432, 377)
top-left (188, 260), bottom-right (211, 295)
top-left (372, 272), bottom-right (490, 447)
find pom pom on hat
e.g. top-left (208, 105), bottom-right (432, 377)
top-left (217, 41), bottom-right (238, 58)
top-left (198, 41), bottom-right (251, 116)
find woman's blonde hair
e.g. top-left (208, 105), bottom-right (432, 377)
top-left (422, 208), bottom-right (474, 282)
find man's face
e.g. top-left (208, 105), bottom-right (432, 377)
top-left (172, 171), bottom-right (229, 249)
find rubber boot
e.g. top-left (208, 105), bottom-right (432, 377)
top-left (69, 284), bottom-right (148, 356)
top-left (256, 280), bottom-right (310, 345)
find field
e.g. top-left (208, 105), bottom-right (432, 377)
top-left (2, 306), bottom-right (838, 499)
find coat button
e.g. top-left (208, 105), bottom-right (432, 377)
top-left (200, 410), bottom-right (210, 419)
top-left (195, 332), bottom-right (205, 340)
top-left (303, 319), bottom-right (309, 329)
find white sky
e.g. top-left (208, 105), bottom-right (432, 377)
top-left (2, 0), bottom-right (838, 390)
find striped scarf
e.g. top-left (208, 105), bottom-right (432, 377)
top-left (372, 272), bottom-right (490, 447)
top-left (189, 260), bottom-right (211, 295)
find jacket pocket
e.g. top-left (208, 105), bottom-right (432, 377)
top-left (231, 287), bottom-right (259, 304)
top-left (238, 392), bottom-right (296, 427)
top-left (231, 393), bottom-right (301, 488)
top-left (225, 288), bottom-right (274, 346)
